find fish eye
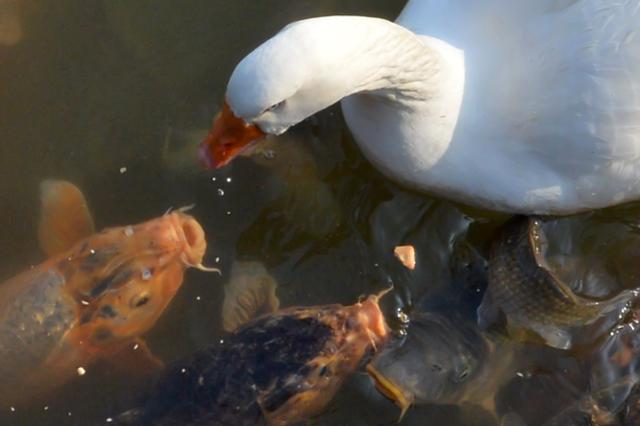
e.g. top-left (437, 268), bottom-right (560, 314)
top-left (131, 294), bottom-right (150, 308)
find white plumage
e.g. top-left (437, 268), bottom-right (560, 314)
top-left (224, 0), bottom-right (640, 213)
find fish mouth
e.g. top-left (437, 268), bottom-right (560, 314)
top-left (357, 289), bottom-right (392, 345)
top-left (167, 213), bottom-right (207, 268)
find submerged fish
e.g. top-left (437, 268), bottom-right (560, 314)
top-left (222, 261), bottom-right (279, 333)
top-left (622, 385), bottom-right (640, 425)
top-left (113, 292), bottom-right (390, 426)
top-left (478, 216), bottom-right (634, 350)
top-left (0, 180), bottom-right (215, 403)
top-left (367, 312), bottom-right (491, 420)
top-left (0, 0), bottom-right (22, 47)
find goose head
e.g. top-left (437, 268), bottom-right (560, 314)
top-left (199, 16), bottom-right (399, 168)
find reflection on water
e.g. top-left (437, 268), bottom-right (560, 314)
top-left (2, 1), bottom-right (640, 425)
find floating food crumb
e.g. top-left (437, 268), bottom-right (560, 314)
top-left (106, 418), bottom-right (113, 423)
top-left (77, 367), bottom-right (86, 376)
top-left (394, 245), bottom-right (416, 270)
top-left (119, 167), bottom-right (127, 174)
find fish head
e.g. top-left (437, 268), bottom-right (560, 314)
top-left (355, 292), bottom-right (391, 348)
top-left (367, 312), bottom-right (489, 416)
top-left (59, 212), bottom-right (208, 346)
top-left (261, 293), bottom-right (391, 425)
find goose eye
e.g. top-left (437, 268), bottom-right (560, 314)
top-left (264, 101), bottom-right (285, 113)
top-left (131, 294), bottom-right (150, 308)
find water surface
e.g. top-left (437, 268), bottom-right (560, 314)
top-left (2, 1), bottom-right (640, 425)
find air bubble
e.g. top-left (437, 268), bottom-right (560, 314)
top-left (141, 268), bottom-right (152, 280)
top-left (395, 308), bottom-right (410, 324)
top-left (262, 149), bottom-right (276, 160)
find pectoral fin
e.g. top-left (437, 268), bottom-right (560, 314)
top-left (107, 338), bottom-right (164, 376)
top-left (38, 180), bottom-right (95, 257)
top-left (366, 363), bottom-right (413, 422)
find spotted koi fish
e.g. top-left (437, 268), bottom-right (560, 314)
top-left (0, 180), bottom-right (217, 404)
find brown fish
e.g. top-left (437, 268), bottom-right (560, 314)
top-left (0, 180), bottom-right (216, 403)
top-left (222, 261), bottom-right (279, 332)
top-left (478, 216), bottom-right (635, 349)
top-left (112, 291), bottom-right (391, 426)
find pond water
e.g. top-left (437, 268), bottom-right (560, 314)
top-left (2, 1), bottom-right (640, 425)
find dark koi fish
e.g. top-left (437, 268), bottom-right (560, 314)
top-left (113, 291), bottom-right (390, 426)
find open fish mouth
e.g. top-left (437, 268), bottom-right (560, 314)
top-left (155, 211), bottom-right (220, 274)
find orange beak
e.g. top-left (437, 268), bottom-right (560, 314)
top-left (198, 101), bottom-right (266, 169)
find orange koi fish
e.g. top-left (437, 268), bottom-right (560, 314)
top-left (0, 180), bottom-right (216, 404)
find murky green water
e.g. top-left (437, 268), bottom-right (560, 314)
top-left (2, 1), bottom-right (640, 425)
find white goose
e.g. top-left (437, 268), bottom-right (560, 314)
top-left (199, 0), bottom-right (640, 214)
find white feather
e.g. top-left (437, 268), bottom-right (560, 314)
top-left (225, 0), bottom-right (640, 214)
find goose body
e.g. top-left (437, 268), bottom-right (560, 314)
top-left (200, 0), bottom-right (640, 214)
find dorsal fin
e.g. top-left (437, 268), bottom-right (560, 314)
top-left (38, 179), bottom-right (95, 257)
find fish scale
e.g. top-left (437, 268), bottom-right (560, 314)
top-left (489, 217), bottom-right (610, 326)
top-left (0, 268), bottom-right (75, 395)
top-left (479, 216), bottom-right (635, 349)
